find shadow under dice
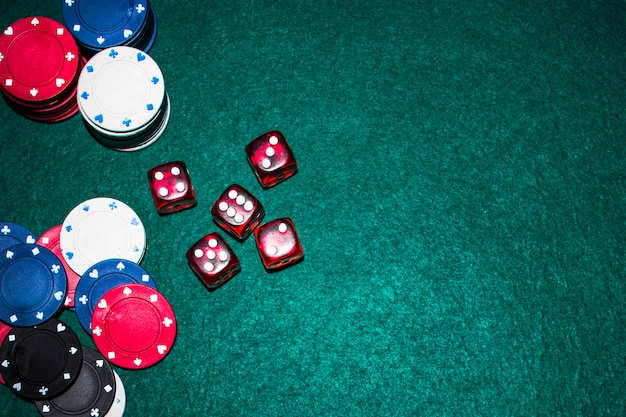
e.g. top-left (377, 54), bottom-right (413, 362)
top-left (254, 218), bottom-right (304, 271)
top-left (186, 232), bottom-right (241, 289)
top-left (148, 161), bottom-right (196, 214)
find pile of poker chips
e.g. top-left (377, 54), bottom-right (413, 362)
top-left (1, 4), bottom-right (166, 152)
top-left (62, 0), bottom-right (158, 56)
top-left (76, 46), bottom-right (170, 151)
top-left (0, 16), bottom-right (84, 123)
top-left (0, 196), bottom-right (177, 416)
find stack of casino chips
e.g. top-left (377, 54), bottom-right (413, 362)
top-left (62, 0), bottom-right (158, 56)
top-left (76, 46), bottom-right (170, 151)
top-left (0, 16), bottom-right (84, 123)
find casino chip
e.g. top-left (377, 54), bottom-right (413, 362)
top-left (0, 16), bottom-right (83, 122)
top-left (37, 224), bottom-right (82, 309)
top-left (34, 346), bottom-right (116, 417)
top-left (91, 283), bottom-right (177, 369)
top-left (75, 258), bottom-right (157, 334)
top-left (62, 0), bottom-right (159, 54)
top-left (105, 371), bottom-right (126, 417)
top-left (60, 197), bottom-right (146, 276)
top-left (0, 222), bottom-right (36, 252)
top-left (0, 243), bottom-right (67, 327)
top-left (76, 46), bottom-right (169, 150)
top-left (0, 318), bottom-right (83, 400)
top-left (0, 321), bottom-right (11, 385)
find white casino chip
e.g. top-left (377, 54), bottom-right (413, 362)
top-left (105, 371), bottom-right (127, 417)
top-left (77, 46), bottom-right (165, 133)
top-left (60, 197), bottom-right (146, 276)
top-left (118, 94), bottom-right (171, 152)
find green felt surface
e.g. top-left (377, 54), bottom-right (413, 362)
top-left (1, 0), bottom-right (625, 416)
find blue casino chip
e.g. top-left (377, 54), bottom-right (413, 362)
top-left (0, 222), bottom-right (36, 252)
top-left (0, 243), bottom-right (67, 327)
top-left (62, 0), bottom-right (152, 50)
top-left (74, 258), bottom-right (157, 334)
top-left (132, 2), bottom-right (158, 52)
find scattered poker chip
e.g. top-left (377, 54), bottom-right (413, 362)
top-left (60, 197), bottom-right (146, 276)
top-left (0, 243), bottom-right (67, 327)
top-left (62, 0), bottom-right (158, 53)
top-left (91, 283), bottom-right (177, 370)
top-left (0, 222), bottom-right (36, 252)
top-left (0, 318), bottom-right (83, 400)
top-left (0, 16), bottom-right (83, 122)
top-left (105, 371), bottom-right (126, 417)
top-left (37, 224), bottom-right (82, 309)
top-left (0, 321), bottom-right (11, 385)
top-left (34, 346), bottom-right (116, 417)
top-left (75, 258), bottom-right (157, 334)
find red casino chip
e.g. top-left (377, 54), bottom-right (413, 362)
top-left (0, 16), bottom-right (80, 102)
top-left (0, 321), bottom-right (12, 385)
top-left (36, 224), bottom-right (81, 309)
top-left (0, 16), bottom-right (82, 122)
top-left (91, 283), bottom-right (176, 370)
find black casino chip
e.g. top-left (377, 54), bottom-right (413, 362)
top-left (0, 318), bottom-right (83, 400)
top-left (35, 346), bottom-right (116, 417)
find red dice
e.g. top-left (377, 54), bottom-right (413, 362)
top-left (186, 232), bottom-right (241, 289)
top-left (211, 184), bottom-right (265, 241)
top-left (254, 218), bottom-right (303, 270)
top-left (148, 161), bottom-right (196, 214)
top-left (245, 130), bottom-right (297, 188)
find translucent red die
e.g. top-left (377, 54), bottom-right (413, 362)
top-left (147, 161), bottom-right (196, 214)
top-left (254, 218), bottom-right (304, 271)
top-left (186, 232), bottom-right (241, 289)
top-left (245, 130), bottom-right (297, 188)
top-left (211, 184), bottom-right (265, 241)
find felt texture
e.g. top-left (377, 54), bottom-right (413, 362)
top-left (0, 0), bottom-right (625, 416)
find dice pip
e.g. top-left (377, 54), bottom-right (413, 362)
top-left (245, 130), bottom-right (297, 188)
top-left (254, 218), bottom-right (303, 271)
top-left (211, 184), bottom-right (265, 241)
top-left (148, 161), bottom-right (196, 214)
top-left (186, 232), bottom-right (241, 289)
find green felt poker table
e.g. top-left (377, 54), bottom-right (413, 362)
top-left (1, 1), bottom-right (625, 416)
